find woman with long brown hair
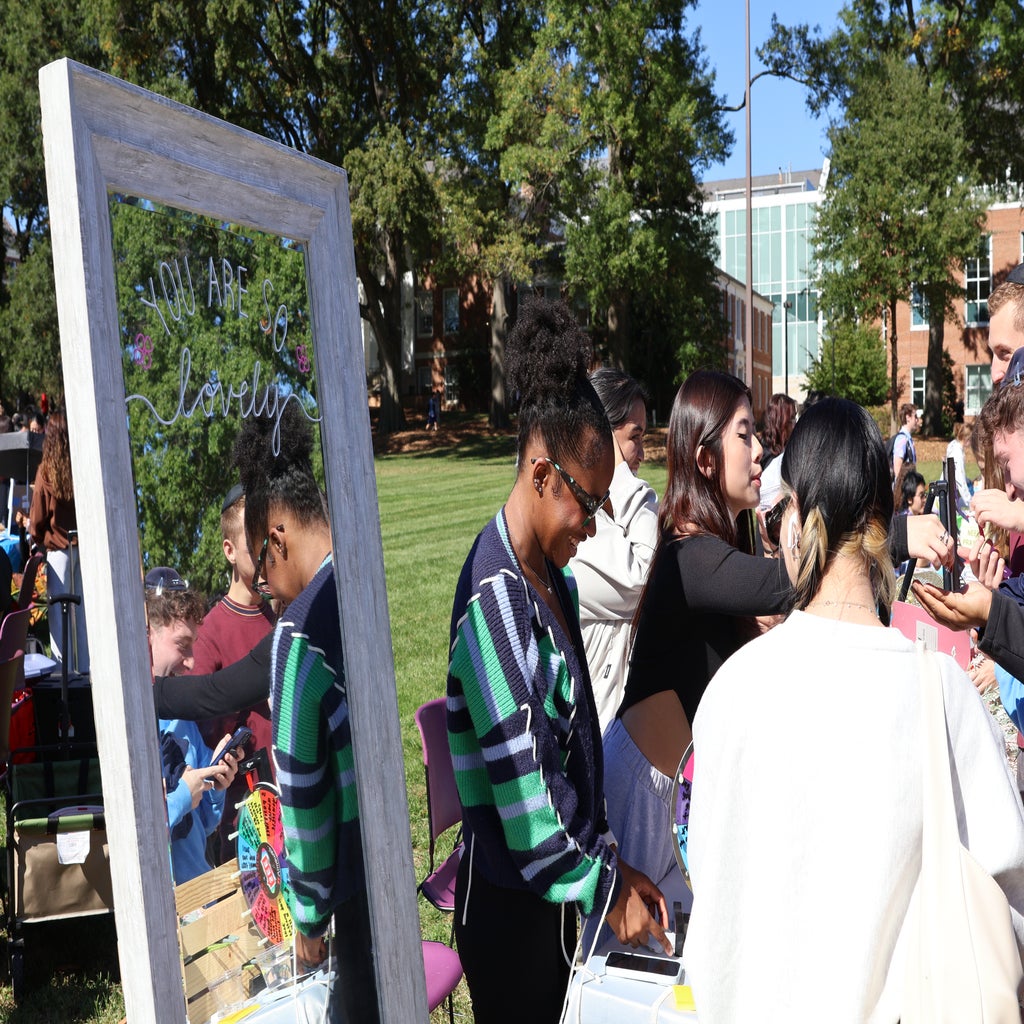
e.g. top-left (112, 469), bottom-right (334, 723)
top-left (600, 370), bottom-right (792, 891)
top-left (29, 410), bottom-right (89, 672)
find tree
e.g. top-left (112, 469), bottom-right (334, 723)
top-left (110, 198), bottom-right (316, 595)
top-left (0, 0), bottom-right (107, 404)
top-left (811, 54), bottom-right (983, 429)
top-left (485, 0), bottom-right (731, 401)
top-left (804, 321), bottom-right (888, 406)
top-left (758, 0), bottom-right (1024, 186)
top-left (98, 0), bottom-right (475, 434)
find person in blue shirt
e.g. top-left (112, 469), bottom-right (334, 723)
top-left (147, 569), bottom-right (243, 884)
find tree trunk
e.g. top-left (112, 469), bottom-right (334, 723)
top-left (889, 297), bottom-right (900, 433)
top-left (489, 274), bottom-right (510, 429)
top-left (606, 287), bottom-right (631, 369)
top-left (925, 291), bottom-right (946, 436)
top-left (358, 251), bottom-right (408, 436)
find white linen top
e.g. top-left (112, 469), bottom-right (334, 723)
top-left (569, 460), bottom-right (658, 732)
top-left (685, 610), bottom-right (1024, 1023)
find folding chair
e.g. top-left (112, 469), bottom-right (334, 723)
top-left (0, 650), bottom-right (24, 770)
top-left (422, 939), bottom-right (462, 1022)
top-left (0, 607), bottom-right (31, 694)
top-left (414, 698), bottom-right (463, 912)
top-left (17, 552), bottom-right (44, 612)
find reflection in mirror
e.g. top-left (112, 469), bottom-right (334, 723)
top-left (108, 195), bottom-right (378, 1021)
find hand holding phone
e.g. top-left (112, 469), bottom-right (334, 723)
top-left (214, 725), bottom-right (252, 765)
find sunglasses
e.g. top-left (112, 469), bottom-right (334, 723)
top-left (252, 525), bottom-right (285, 598)
top-left (764, 494), bottom-right (792, 548)
top-left (530, 457), bottom-right (610, 528)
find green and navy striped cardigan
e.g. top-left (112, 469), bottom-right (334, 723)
top-left (270, 556), bottom-right (363, 938)
top-left (446, 510), bottom-right (621, 916)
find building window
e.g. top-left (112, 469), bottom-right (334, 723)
top-left (910, 366), bottom-right (925, 410)
top-left (965, 364), bottom-right (992, 416)
top-left (965, 236), bottom-right (991, 325)
top-left (443, 288), bottom-right (459, 336)
top-left (417, 364), bottom-right (433, 395)
top-left (416, 292), bottom-right (433, 337)
top-left (910, 284), bottom-right (929, 330)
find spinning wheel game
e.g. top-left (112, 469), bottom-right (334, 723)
top-left (236, 786), bottom-right (294, 945)
top-left (671, 742), bottom-right (694, 891)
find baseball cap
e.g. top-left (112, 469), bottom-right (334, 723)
top-left (221, 483), bottom-right (244, 513)
top-left (1002, 348), bottom-right (1024, 389)
top-left (144, 566), bottom-right (189, 595)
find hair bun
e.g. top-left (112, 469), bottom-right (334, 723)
top-left (505, 297), bottom-right (592, 406)
top-left (233, 401), bottom-right (314, 492)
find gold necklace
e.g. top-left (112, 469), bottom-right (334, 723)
top-left (807, 598), bottom-right (876, 613)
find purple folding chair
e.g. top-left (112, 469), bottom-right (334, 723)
top-left (414, 698), bottom-right (463, 912)
top-left (422, 939), bottom-right (463, 1021)
top-left (0, 608), bottom-right (31, 695)
top-left (17, 552), bottom-right (44, 612)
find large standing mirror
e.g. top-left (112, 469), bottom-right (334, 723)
top-left (39, 59), bottom-right (423, 1022)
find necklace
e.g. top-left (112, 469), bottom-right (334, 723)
top-left (807, 598), bottom-right (876, 613)
top-left (521, 554), bottom-right (554, 595)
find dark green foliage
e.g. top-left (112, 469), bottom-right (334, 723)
top-left (805, 321), bottom-right (888, 406)
top-left (811, 55), bottom-right (984, 425)
top-left (111, 199), bottom-right (320, 595)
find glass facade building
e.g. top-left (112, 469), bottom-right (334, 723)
top-left (705, 170), bottom-right (825, 396)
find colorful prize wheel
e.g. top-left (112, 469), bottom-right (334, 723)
top-left (671, 742), bottom-right (694, 891)
top-left (236, 784), bottom-right (294, 945)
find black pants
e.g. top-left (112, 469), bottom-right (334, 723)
top-left (454, 850), bottom-right (576, 1024)
top-left (331, 886), bottom-right (380, 1024)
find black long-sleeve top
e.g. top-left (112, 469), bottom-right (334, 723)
top-left (620, 534), bottom-right (792, 725)
top-left (152, 632), bottom-right (272, 720)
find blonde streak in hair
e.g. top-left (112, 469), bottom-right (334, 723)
top-left (794, 505), bottom-right (828, 610)
top-left (834, 519), bottom-right (895, 611)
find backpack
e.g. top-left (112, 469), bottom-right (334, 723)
top-left (887, 433), bottom-right (899, 476)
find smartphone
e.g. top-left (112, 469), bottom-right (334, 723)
top-left (604, 951), bottom-right (681, 985)
top-left (763, 494), bottom-right (791, 549)
top-left (215, 725), bottom-right (252, 765)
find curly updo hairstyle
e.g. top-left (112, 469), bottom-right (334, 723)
top-left (505, 297), bottom-right (612, 470)
top-left (781, 398), bottom-right (895, 613)
top-left (232, 400), bottom-right (327, 555)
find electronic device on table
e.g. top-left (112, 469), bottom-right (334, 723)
top-left (604, 950), bottom-right (683, 986)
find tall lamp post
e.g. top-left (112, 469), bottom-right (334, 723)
top-left (743, 0), bottom-right (753, 388)
top-left (782, 298), bottom-right (792, 397)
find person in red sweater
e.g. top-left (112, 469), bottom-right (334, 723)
top-left (192, 483), bottom-right (276, 863)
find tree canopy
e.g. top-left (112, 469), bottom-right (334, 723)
top-left (811, 54), bottom-right (984, 427)
top-left (2, 0), bottom-right (736, 433)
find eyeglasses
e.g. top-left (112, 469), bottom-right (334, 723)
top-left (530, 457), bottom-right (610, 528)
top-left (764, 494), bottom-right (792, 548)
top-left (252, 525), bottom-right (285, 598)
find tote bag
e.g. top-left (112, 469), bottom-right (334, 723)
top-left (900, 647), bottom-right (1023, 1023)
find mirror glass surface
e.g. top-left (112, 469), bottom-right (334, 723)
top-left (108, 193), bottom-right (376, 1017)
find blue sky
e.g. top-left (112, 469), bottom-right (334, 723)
top-left (693, 0), bottom-right (847, 183)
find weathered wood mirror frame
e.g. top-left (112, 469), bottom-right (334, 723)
top-left (39, 58), bottom-right (424, 1022)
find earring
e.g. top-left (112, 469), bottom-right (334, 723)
top-left (787, 516), bottom-right (801, 558)
top-left (535, 480), bottom-right (543, 495)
